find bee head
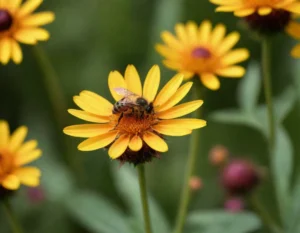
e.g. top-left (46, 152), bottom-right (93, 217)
top-left (136, 97), bottom-right (148, 106)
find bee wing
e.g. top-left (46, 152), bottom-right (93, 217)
top-left (114, 87), bottom-right (137, 97)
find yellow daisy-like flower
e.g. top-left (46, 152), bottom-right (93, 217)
top-left (286, 20), bottom-right (300, 57)
top-left (0, 120), bottom-right (42, 190)
top-left (0, 0), bottom-right (55, 64)
top-left (155, 21), bottom-right (249, 90)
top-left (63, 65), bottom-right (206, 164)
top-left (210, 0), bottom-right (300, 17)
top-left (210, 0), bottom-right (300, 33)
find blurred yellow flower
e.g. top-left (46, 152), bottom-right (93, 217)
top-left (0, 0), bottom-right (55, 64)
top-left (0, 120), bottom-right (42, 190)
top-left (210, 0), bottom-right (300, 17)
top-left (64, 65), bottom-right (206, 164)
top-left (286, 20), bottom-right (300, 58)
top-left (155, 21), bottom-right (249, 90)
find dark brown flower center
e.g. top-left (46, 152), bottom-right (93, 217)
top-left (244, 9), bottom-right (291, 34)
top-left (0, 9), bottom-right (13, 32)
top-left (191, 47), bottom-right (211, 59)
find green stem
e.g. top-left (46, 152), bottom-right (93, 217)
top-left (262, 37), bottom-right (275, 148)
top-left (173, 87), bottom-right (203, 233)
top-left (137, 165), bottom-right (152, 233)
top-left (3, 199), bottom-right (23, 233)
top-left (250, 195), bottom-right (283, 233)
top-left (32, 46), bottom-right (84, 184)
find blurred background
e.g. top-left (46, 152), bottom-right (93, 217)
top-left (1, 0), bottom-right (300, 233)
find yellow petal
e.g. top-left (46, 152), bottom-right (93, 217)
top-left (68, 109), bottom-right (110, 123)
top-left (17, 0), bottom-right (42, 17)
top-left (291, 44), bottom-right (300, 58)
top-left (158, 100), bottom-right (203, 119)
top-left (154, 73), bottom-right (183, 107)
top-left (7, 0), bottom-right (22, 12)
top-left (11, 40), bottom-right (22, 64)
top-left (124, 65), bottom-right (142, 96)
top-left (215, 5), bottom-right (241, 12)
top-left (108, 134), bottom-right (130, 159)
top-left (108, 71), bottom-right (127, 101)
top-left (217, 32), bottom-right (240, 55)
top-left (233, 8), bottom-right (255, 17)
top-left (16, 140), bottom-right (38, 156)
top-left (142, 132), bottom-right (168, 152)
top-left (0, 38), bottom-right (11, 64)
top-left (211, 23), bottom-right (226, 47)
top-left (2, 174), bottom-right (20, 190)
top-left (161, 31), bottom-right (183, 50)
top-left (143, 65), bottom-right (160, 102)
top-left (129, 135), bottom-right (143, 151)
top-left (15, 149), bottom-right (42, 165)
top-left (200, 73), bottom-right (220, 90)
top-left (63, 124), bottom-right (114, 138)
top-left (74, 91), bottom-right (113, 116)
top-left (157, 82), bottom-right (193, 112)
top-left (21, 12), bottom-right (55, 26)
top-left (152, 125), bottom-right (192, 136)
top-left (180, 71), bottom-right (194, 80)
top-left (175, 23), bottom-right (188, 44)
top-left (283, 2), bottom-right (300, 14)
top-left (155, 44), bottom-right (180, 60)
top-left (216, 66), bottom-right (246, 77)
top-left (163, 60), bottom-right (181, 70)
top-left (9, 126), bottom-right (28, 151)
top-left (186, 21), bottom-right (198, 44)
top-left (157, 118), bottom-right (207, 129)
top-left (0, 120), bottom-right (9, 147)
top-left (286, 21), bottom-right (300, 39)
top-left (257, 7), bottom-right (272, 15)
top-left (78, 131), bottom-right (118, 151)
top-left (14, 167), bottom-right (41, 187)
top-left (222, 49), bottom-right (249, 66)
top-left (14, 29), bottom-right (37, 44)
top-left (27, 28), bottom-right (50, 41)
top-left (198, 20), bottom-right (212, 44)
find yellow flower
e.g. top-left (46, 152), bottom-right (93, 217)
top-left (286, 20), bottom-right (300, 58)
top-left (64, 65), bottom-right (206, 164)
top-left (210, 0), bottom-right (300, 17)
top-left (0, 0), bottom-right (55, 64)
top-left (0, 120), bottom-right (42, 190)
top-left (210, 0), bottom-right (300, 33)
top-left (155, 21), bottom-right (249, 90)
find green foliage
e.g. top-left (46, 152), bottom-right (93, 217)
top-left (186, 210), bottom-right (261, 233)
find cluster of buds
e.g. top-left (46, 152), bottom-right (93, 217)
top-left (209, 145), bottom-right (262, 212)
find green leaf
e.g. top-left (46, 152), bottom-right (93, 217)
top-left (186, 210), bottom-right (261, 233)
top-left (209, 109), bottom-right (263, 132)
top-left (111, 164), bottom-right (171, 233)
top-left (64, 191), bottom-right (131, 233)
top-left (286, 174), bottom-right (300, 233)
top-left (237, 62), bottom-right (261, 112)
top-left (272, 127), bottom-right (293, 227)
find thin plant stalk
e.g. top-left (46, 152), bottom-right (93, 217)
top-left (32, 46), bottom-right (84, 183)
top-left (3, 199), bottom-right (23, 233)
top-left (173, 86), bottom-right (203, 233)
top-left (262, 37), bottom-right (275, 149)
top-left (137, 165), bottom-right (152, 233)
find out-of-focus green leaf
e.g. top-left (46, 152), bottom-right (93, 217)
top-left (111, 164), bottom-right (171, 233)
top-left (186, 210), bottom-right (261, 233)
top-left (65, 191), bottom-right (131, 233)
top-left (237, 62), bottom-right (261, 112)
top-left (272, 127), bottom-right (293, 227)
top-left (287, 174), bottom-right (300, 233)
top-left (209, 110), bottom-right (263, 132)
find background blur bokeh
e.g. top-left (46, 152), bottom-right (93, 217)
top-left (1, 0), bottom-right (300, 233)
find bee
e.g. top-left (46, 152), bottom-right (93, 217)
top-left (112, 88), bottom-right (153, 115)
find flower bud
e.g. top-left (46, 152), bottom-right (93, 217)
top-left (189, 176), bottom-right (203, 191)
top-left (221, 159), bottom-right (260, 194)
top-left (209, 145), bottom-right (229, 165)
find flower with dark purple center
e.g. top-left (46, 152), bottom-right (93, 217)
top-left (221, 159), bottom-right (260, 194)
top-left (244, 10), bottom-right (291, 34)
top-left (0, 9), bottom-right (13, 32)
top-left (191, 47), bottom-right (211, 59)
